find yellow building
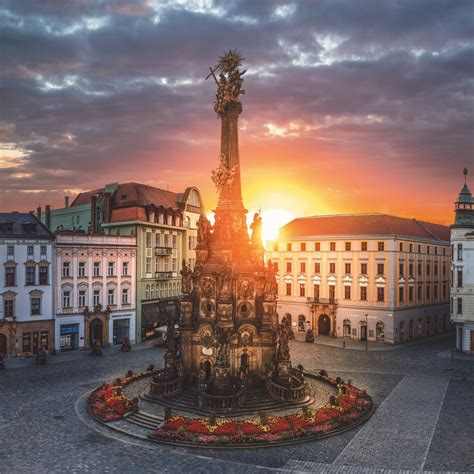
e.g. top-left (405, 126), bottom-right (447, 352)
top-left (267, 214), bottom-right (451, 344)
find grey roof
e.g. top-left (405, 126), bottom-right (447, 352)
top-left (0, 212), bottom-right (55, 239)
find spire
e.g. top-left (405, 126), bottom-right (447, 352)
top-left (453, 168), bottom-right (474, 227)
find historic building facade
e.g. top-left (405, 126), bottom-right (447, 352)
top-left (0, 212), bottom-right (55, 356)
top-left (44, 182), bottom-right (203, 341)
top-left (266, 214), bottom-right (451, 344)
top-left (451, 169), bottom-right (474, 354)
top-left (54, 232), bottom-right (136, 351)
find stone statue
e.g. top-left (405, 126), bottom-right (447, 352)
top-left (216, 331), bottom-right (230, 367)
top-left (206, 50), bottom-right (246, 116)
top-left (250, 212), bottom-right (262, 245)
top-left (166, 320), bottom-right (178, 356)
top-left (197, 214), bottom-right (212, 244)
top-left (180, 259), bottom-right (193, 294)
top-left (277, 323), bottom-right (290, 361)
top-left (264, 259), bottom-right (278, 299)
top-left (211, 153), bottom-right (236, 191)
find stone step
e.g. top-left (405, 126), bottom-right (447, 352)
top-left (125, 411), bottom-right (164, 430)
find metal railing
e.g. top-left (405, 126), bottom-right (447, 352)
top-left (155, 246), bottom-right (173, 256)
top-left (306, 297), bottom-right (338, 305)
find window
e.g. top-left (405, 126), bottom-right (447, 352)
top-left (172, 235), bottom-right (177, 249)
top-left (62, 262), bottom-right (71, 277)
top-left (378, 242), bottom-right (385, 251)
top-left (122, 261), bottom-right (129, 276)
top-left (345, 242), bottom-right (351, 251)
top-left (409, 243), bottom-right (413, 252)
top-left (345, 263), bottom-right (351, 274)
top-left (434, 263), bottom-right (438, 277)
top-left (301, 243), bottom-right (306, 251)
top-left (27, 245), bottom-right (34, 256)
top-left (5, 267), bottom-right (15, 286)
top-left (361, 263), bottom-right (367, 274)
top-left (146, 257), bottom-right (151, 274)
top-left (315, 242), bottom-right (320, 251)
top-left (107, 289), bottom-right (115, 305)
top-left (63, 291), bottom-right (71, 308)
top-left (300, 262), bottom-right (306, 273)
top-left (443, 284), bottom-right (447, 299)
top-left (329, 262), bottom-right (336, 273)
top-left (330, 242), bottom-right (336, 252)
top-left (361, 241), bottom-right (367, 251)
top-left (426, 284), bottom-right (431, 299)
top-left (427, 245), bottom-right (431, 254)
top-left (286, 262), bottom-right (292, 273)
top-left (40, 245), bottom-right (46, 255)
top-left (426, 263), bottom-right (430, 276)
top-left (443, 263), bottom-right (446, 277)
top-left (39, 266), bottom-right (48, 285)
top-left (4, 299), bottom-right (14, 318)
top-left (172, 258), bottom-right (177, 272)
top-left (457, 269), bottom-right (463, 288)
top-left (164, 234), bottom-right (169, 247)
top-left (7, 245), bottom-right (14, 256)
top-left (93, 290), bottom-right (100, 306)
top-left (287, 243), bottom-right (292, 252)
top-left (377, 287), bottom-right (385, 302)
top-left (399, 262), bottom-right (404, 275)
top-left (399, 287), bottom-right (404, 303)
top-left (377, 263), bottom-right (384, 275)
top-left (409, 263), bottom-right (413, 277)
top-left (78, 262), bottom-right (86, 277)
top-left (299, 284), bottom-right (305, 297)
top-left (409, 286), bottom-right (414, 301)
top-left (26, 266), bottom-right (35, 285)
top-left (344, 286), bottom-right (351, 300)
top-left (146, 232), bottom-right (152, 248)
top-left (78, 290), bottom-right (86, 307)
top-left (434, 246), bottom-right (438, 255)
top-left (399, 242), bottom-right (404, 252)
top-left (286, 283), bottom-right (291, 296)
top-left (434, 285), bottom-right (438, 299)
top-left (314, 262), bottom-right (320, 273)
top-left (122, 288), bottom-right (129, 305)
top-left (418, 244), bottom-right (422, 253)
top-left (273, 261), bottom-right (278, 272)
top-left (329, 285), bottom-right (335, 301)
top-left (418, 262), bottom-right (422, 276)
top-left (22, 333), bottom-right (31, 353)
top-left (108, 262), bottom-right (115, 276)
top-left (360, 286), bottom-right (367, 301)
top-left (93, 262), bottom-right (101, 277)
top-left (457, 298), bottom-right (462, 314)
top-left (457, 243), bottom-right (463, 261)
top-left (418, 284), bottom-right (422, 300)
top-left (313, 284), bottom-right (320, 300)
top-left (273, 242), bottom-right (278, 252)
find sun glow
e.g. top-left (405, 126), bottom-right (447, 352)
top-left (258, 208), bottom-right (295, 244)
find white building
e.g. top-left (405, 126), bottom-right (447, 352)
top-left (267, 214), bottom-right (451, 344)
top-left (0, 212), bottom-right (55, 356)
top-left (54, 231), bottom-right (137, 351)
top-left (451, 169), bottom-right (474, 354)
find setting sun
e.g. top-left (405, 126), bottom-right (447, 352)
top-left (255, 208), bottom-right (295, 244)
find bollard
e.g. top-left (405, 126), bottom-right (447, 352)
top-left (342, 341), bottom-right (346, 348)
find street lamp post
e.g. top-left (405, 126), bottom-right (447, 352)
top-left (365, 313), bottom-right (368, 351)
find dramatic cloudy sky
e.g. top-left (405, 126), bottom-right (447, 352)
top-left (1, 0), bottom-right (473, 224)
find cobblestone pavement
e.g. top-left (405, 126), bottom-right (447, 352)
top-left (0, 334), bottom-right (473, 473)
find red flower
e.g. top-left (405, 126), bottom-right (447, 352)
top-left (240, 422), bottom-right (263, 435)
top-left (269, 418), bottom-right (290, 433)
top-left (187, 419), bottom-right (209, 434)
top-left (213, 422), bottom-right (237, 435)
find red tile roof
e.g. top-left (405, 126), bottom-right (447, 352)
top-left (71, 182), bottom-right (179, 208)
top-left (279, 214), bottom-right (450, 242)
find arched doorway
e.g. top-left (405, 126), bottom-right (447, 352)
top-left (318, 314), bottom-right (330, 336)
top-left (376, 322), bottom-right (385, 342)
top-left (203, 360), bottom-right (212, 382)
top-left (298, 315), bottom-right (306, 332)
top-left (0, 334), bottom-right (7, 355)
top-left (343, 319), bottom-right (351, 338)
top-left (90, 318), bottom-right (104, 346)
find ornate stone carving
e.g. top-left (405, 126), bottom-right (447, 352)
top-left (264, 259), bottom-right (278, 299)
top-left (201, 277), bottom-right (215, 298)
top-left (180, 259), bottom-right (193, 294)
top-left (238, 279), bottom-right (254, 299)
top-left (197, 214), bottom-right (212, 244)
top-left (250, 212), bottom-right (262, 245)
top-left (211, 153), bottom-right (237, 192)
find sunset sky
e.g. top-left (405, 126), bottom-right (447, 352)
top-left (1, 0), bottom-right (473, 226)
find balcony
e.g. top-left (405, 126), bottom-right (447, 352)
top-left (306, 297), bottom-right (338, 305)
top-left (155, 246), bottom-right (173, 256)
top-left (155, 271), bottom-right (174, 279)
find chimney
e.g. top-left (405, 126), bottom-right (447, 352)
top-left (91, 195), bottom-right (97, 233)
top-left (36, 205), bottom-right (42, 220)
top-left (64, 196), bottom-right (69, 208)
top-left (103, 193), bottom-right (112, 224)
top-left (45, 205), bottom-right (51, 229)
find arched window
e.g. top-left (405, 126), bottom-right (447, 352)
top-left (145, 285), bottom-right (150, 300)
top-left (159, 285), bottom-right (163, 298)
top-left (151, 284), bottom-right (155, 299)
top-left (172, 282), bottom-right (177, 295)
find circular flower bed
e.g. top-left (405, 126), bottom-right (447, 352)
top-left (147, 370), bottom-right (373, 447)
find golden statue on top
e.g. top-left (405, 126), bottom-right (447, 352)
top-left (206, 50), bottom-right (246, 116)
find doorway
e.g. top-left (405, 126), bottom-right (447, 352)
top-left (0, 334), bottom-right (6, 355)
top-left (113, 319), bottom-right (130, 345)
top-left (90, 318), bottom-right (104, 346)
top-left (360, 323), bottom-right (367, 341)
top-left (318, 314), bottom-right (330, 336)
